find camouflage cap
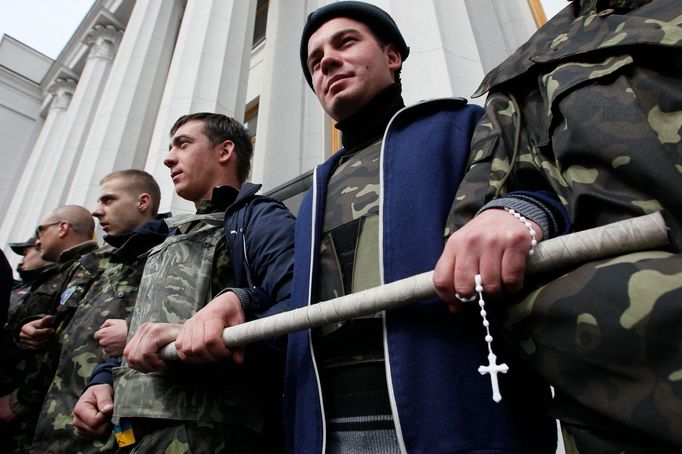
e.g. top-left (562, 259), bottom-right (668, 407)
top-left (300, 1), bottom-right (410, 89)
top-left (9, 237), bottom-right (36, 255)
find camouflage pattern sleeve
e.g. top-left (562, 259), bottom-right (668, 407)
top-left (444, 92), bottom-right (556, 237)
top-left (13, 257), bottom-right (101, 411)
top-left (459, 0), bottom-right (682, 247)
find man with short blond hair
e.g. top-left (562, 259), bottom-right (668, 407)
top-left (29, 169), bottom-right (167, 453)
top-left (100, 169), bottom-right (162, 219)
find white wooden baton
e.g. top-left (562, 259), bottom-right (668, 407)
top-left (159, 212), bottom-right (668, 361)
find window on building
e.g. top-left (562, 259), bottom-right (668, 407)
top-left (244, 101), bottom-right (259, 143)
top-left (329, 116), bottom-right (341, 157)
top-left (252, 0), bottom-right (269, 48)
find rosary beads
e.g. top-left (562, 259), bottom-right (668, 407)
top-left (472, 274), bottom-right (509, 402)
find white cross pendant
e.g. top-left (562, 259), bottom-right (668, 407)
top-left (478, 351), bottom-right (509, 403)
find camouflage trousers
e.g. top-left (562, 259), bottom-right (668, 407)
top-left (29, 429), bottom-right (117, 453)
top-left (115, 419), bottom-right (268, 454)
top-left (498, 251), bottom-right (682, 453)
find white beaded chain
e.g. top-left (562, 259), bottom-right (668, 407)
top-left (473, 274), bottom-right (509, 402)
top-left (504, 207), bottom-right (537, 256)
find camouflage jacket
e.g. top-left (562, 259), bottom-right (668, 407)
top-left (1, 266), bottom-right (58, 394)
top-left (30, 222), bottom-right (168, 453)
top-left (9, 241), bottom-right (99, 415)
top-left (448, 0), bottom-right (682, 250)
top-left (9, 282), bottom-right (30, 318)
top-left (2, 266), bottom-right (58, 349)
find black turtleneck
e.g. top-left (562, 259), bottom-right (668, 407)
top-left (335, 83), bottom-right (405, 151)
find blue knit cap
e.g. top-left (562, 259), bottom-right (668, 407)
top-left (300, 1), bottom-right (410, 89)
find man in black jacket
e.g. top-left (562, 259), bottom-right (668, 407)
top-left (74, 113), bottom-right (294, 453)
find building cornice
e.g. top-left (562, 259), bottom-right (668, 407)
top-left (40, 0), bottom-right (129, 92)
top-left (0, 65), bottom-right (43, 102)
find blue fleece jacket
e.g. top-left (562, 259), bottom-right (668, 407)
top-left (285, 98), bottom-right (557, 453)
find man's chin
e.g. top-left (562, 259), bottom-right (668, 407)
top-left (175, 188), bottom-right (197, 203)
top-left (174, 184), bottom-right (187, 198)
top-left (327, 101), bottom-right (361, 122)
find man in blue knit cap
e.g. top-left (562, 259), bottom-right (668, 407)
top-left (287, 2), bottom-right (566, 453)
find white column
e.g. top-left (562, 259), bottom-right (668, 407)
top-left (65, 0), bottom-right (184, 209)
top-left (383, 0), bottom-right (484, 104)
top-left (251, 0), bottom-right (323, 191)
top-left (463, 0), bottom-right (538, 74)
top-left (0, 79), bottom-right (76, 249)
top-left (20, 24), bottom-right (122, 235)
top-left (393, 0), bottom-right (536, 104)
top-left (144, 0), bottom-right (257, 215)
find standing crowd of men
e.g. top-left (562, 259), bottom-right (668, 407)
top-left (0, 1), bottom-right (680, 453)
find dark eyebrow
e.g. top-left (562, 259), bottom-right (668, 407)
top-left (307, 28), bottom-right (360, 68)
top-left (168, 134), bottom-right (191, 151)
top-left (97, 193), bottom-right (115, 203)
top-left (330, 28), bottom-right (359, 43)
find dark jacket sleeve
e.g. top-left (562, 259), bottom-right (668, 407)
top-left (237, 197), bottom-right (296, 319)
top-left (85, 356), bottom-right (120, 390)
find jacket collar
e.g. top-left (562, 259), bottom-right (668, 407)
top-left (106, 216), bottom-right (171, 262)
top-left (57, 240), bottom-right (98, 267)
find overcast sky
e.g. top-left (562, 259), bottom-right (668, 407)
top-left (0, 0), bottom-right (568, 61)
top-left (0, 0), bottom-right (94, 59)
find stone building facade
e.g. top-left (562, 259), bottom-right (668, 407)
top-left (0, 0), bottom-right (546, 260)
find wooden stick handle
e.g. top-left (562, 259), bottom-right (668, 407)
top-left (159, 212), bottom-right (668, 361)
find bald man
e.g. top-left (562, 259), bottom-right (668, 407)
top-left (0, 205), bottom-right (98, 453)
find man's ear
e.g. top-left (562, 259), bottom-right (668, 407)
top-left (384, 43), bottom-right (402, 73)
top-left (137, 193), bottom-right (152, 213)
top-left (57, 220), bottom-right (70, 239)
top-left (218, 139), bottom-right (235, 164)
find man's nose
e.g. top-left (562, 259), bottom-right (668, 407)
top-left (164, 150), bottom-right (177, 168)
top-left (320, 52), bottom-right (341, 75)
